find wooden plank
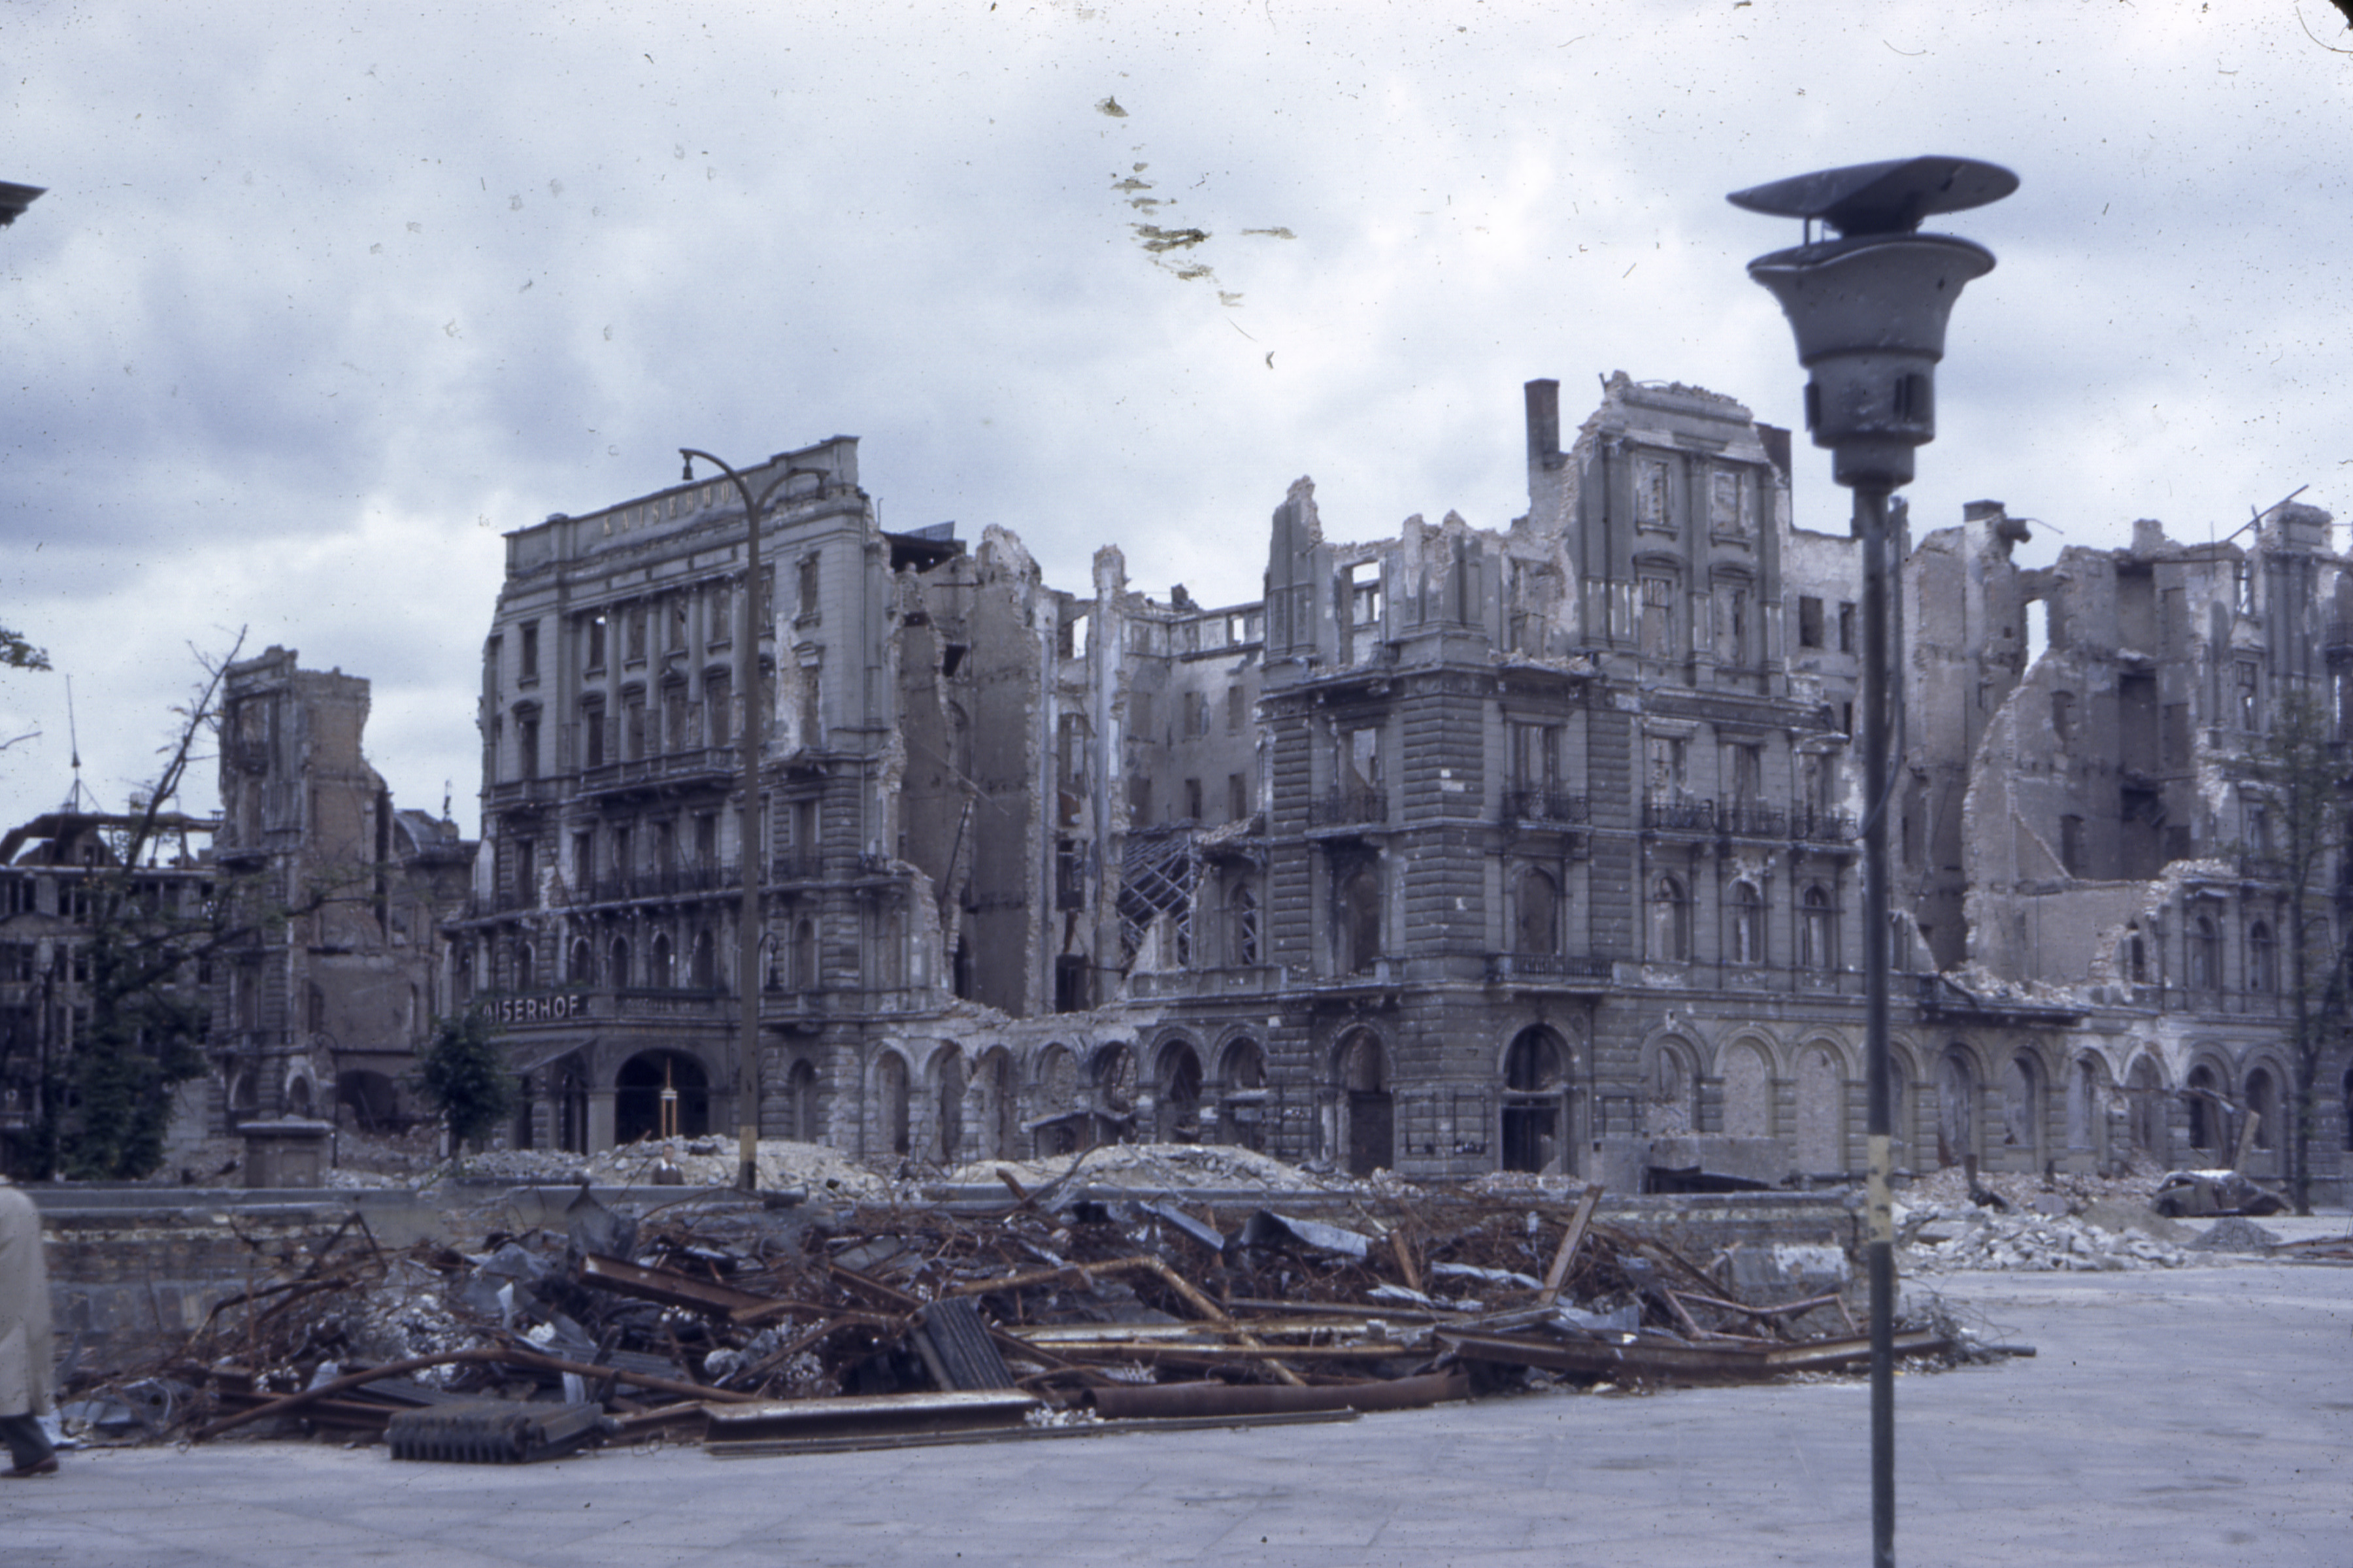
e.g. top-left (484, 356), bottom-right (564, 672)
top-left (1537, 1184), bottom-right (1603, 1306)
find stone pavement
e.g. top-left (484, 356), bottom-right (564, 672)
top-left (5, 1260), bottom-right (2346, 1567)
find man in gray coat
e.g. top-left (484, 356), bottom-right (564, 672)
top-left (0, 1170), bottom-right (58, 1476)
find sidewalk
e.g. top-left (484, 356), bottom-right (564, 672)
top-left (7, 1260), bottom-right (2348, 1567)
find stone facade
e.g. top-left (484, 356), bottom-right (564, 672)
top-left (459, 378), bottom-right (2352, 1201)
top-left (213, 647), bottom-right (475, 1135)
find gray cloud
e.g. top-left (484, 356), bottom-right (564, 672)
top-left (2, 1), bottom-right (2348, 829)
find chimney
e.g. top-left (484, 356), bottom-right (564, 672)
top-left (1524, 379), bottom-right (1561, 471)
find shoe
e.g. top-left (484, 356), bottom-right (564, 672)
top-left (6, 1456), bottom-right (59, 1477)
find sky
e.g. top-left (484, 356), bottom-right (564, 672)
top-left (4, 1), bottom-right (2351, 837)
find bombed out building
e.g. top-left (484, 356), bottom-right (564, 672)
top-left (456, 378), bottom-right (2352, 1200)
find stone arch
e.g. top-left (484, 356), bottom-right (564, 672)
top-left (1718, 1036), bottom-right (1775, 1139)
top-left (1216, 1034), bottom-right (1269, 1151)
top-left (2241, 1057), bottom-right (2284, 1158)
top-left (2183, 1048), bottom-right (2235, 1156)
top-left (781, 1056), bottom-right (821, 1143)
top-left (614, 1048), bottom-right (711, 1144)
top-left (2065, 1051), bottom-right (2112, 1165)
top-left (873, 1048), bottom-right (912, 1158)
top-left (1934, 1043), bottom-right (1980, 1167)
top-left (1794, 1039), bottom-right (1845, 1174)
top-left (1643, 1033), bottom-right (1701, 1135)
top-left (1332, 1026), bottom-right (1393, 1176)
top-left (1092, 1040), bottom-right (1139, 1120)
top-left (1153, 1035), bottom-right (1205, 1143)
top-left (1500, 1024), bottom-right (1575, 1175)
top-left (1998, 1049), bottom-right (2045, 1167)
top-left (1031, 1043), bottom-right (1080, 1156)
top-left (2124, 1051), bottom-right (2169, 1165)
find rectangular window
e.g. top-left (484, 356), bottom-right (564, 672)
top-left (625, 697), bottom-right (646, 761)
top-left (1635, 456), bottom-right (1671, 530)
top-left (2237, 661), bottom-right (2261, 729)
top-left (1646, 734), bottom-right (1688, 799)
top-left (1639, 575), bottom-right (1676, 659)
top-left (1227, 683), bottom-right (1246, 734)
top-left (582, 699), bottom-right (606, 769)
top-left (1128, 773), bottom-right (1152, 822)
top-left (2060, 814), bottom-right (2084, 876)
top-left (1797, 595), bottom-right (1824, 648)
top-left (1132, 690), bottom-right (1153, 739)
top-left (573, 831), bottom-right (594, 888)
top-left (695, 813), bottom-right (718, 866)
top-left (1838, 601), bottom-right (1857, 654)
top-left (1709, 468), bottom-right (1746, 534)
top-left (584, 613), bottom-right (607, 671)
top-left (1185, 778), bottom-right (1204, 820)
top-left (518, 713), bottom-right (540, 780)
top-left (520, 622), bottom-right (540, 680)
top-left (707, 672), bottom-right (733, 747)
top-left (1228, 772), bottom-right (1248, 822)
top-left (797, 554), bottom-right (821, 622)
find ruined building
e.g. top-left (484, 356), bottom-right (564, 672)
top-left (0, 809), bottom-right (212, 1174)
top-left (212, 648), bottom-right (475, 1133)
top-left (458, 378), bottom-right (2351, 1201)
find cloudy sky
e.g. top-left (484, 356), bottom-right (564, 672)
top-left (3, 1), bottom-right (2349, 835)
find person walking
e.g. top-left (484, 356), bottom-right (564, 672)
top-left (0, 1170), bottom-right (59, 1476)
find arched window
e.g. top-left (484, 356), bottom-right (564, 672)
top-left (610, 935), bottom-right (631, 989)
top-left (2190, 914), bottom-right (2220, 991)
top-left (570, 937), bottom-right (593, 986)
top-left (2124, 925), bottom-right (2147, 984)
top-left (876, 1052), bottom-right (910, 1157)
top-left (1647, 1040), bottom-right (1695, 1133)
top-left (1800, 884), bottom-right (1835, 973)
top-left (1157, 1042), bottom-right (1203, 1143)
top-left (1729, 881), bottom-right (1763, 966)
top-left (1937, 1049), bottom-right (1977, 1165)
top-left (2186, 1063), bottom-right (2220, 1152)
top-left (690, 929), bottom-right (716, 989)
top-left (1795, 1046), bottom-right (1843, 1173)
top-left (1501, 1027), bottom-right (1569, 1174)
top-left (1228, 882), bottom-right (1259, 967)
top-left (1722, 1043), bottom-right (1771, 1139)
top-left (784, 1058), bottom-right (820, 1143)
top-left (2245, 1067), bottom-right (2278, 1151)
top-left (1219, 1037), bottom-right (1267, 1151)
top-left (513, 941), bottom-right (535, 995)
top-left (1335, 1028), bottom-right (1392, 1175)
top-left (2248, 921), bottom-right (2275, 994)
top-left (649, 931), bottom-right (674, 989)
top-left (1516, 868), bottom-right (1560, 956)
top-left (1650, 874), bottom-right (1690, 963)
top-left (2001, 1054), bottom-right (2041, 1156)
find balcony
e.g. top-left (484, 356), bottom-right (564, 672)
top-left (569, 862), bottom-right (742, 906)
top-left (1503, 788), bottom-right (1590, 826)
top-left (1719, 803), bottom-right (1787, 839)
top-left (575, 746), bottom-right (739, 798)
top-left (1125, 965), bottom-right (1282, 1001)
top-left (2238, 852), bottom-right (2289, 882)
top-left (1644, 797), bottom-right (1716, 833)
top-left (1307, 789), bottom-right (1388, 828)
top-left (1790, 807), bottom-right (1859, 844)
top-left (1485, 951), bottom-right (1614, 985)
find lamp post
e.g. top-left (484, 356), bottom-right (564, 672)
top-left (678, 446), bottom-right (795, 1193)
top-left (1729, 156), bottom-right (2016, 1568)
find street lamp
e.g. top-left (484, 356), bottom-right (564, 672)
top-left (678, 446), bottom-right (800, 1193)
top-left (0, 182), bottom-right (42, 227)
top-left (1729, 154), bottom-right (2016, 1568)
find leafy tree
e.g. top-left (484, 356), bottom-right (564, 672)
top-left (0, 624), bottom-right (49, 671)
top-left (412, 1009), bottom-right (515, 1154)
top-left (2240, 684), bottom-right (2350, 1215)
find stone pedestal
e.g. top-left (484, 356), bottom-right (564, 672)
top-left (240, 1118), bottom-right (334, 1188)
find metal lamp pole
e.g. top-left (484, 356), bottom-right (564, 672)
top-left (679, 447), bottom-right (793, 1193)
top-left (1729, 156), bottom-right (2016, 1568)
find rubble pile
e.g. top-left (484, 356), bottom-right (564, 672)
top-left (425, 1138), bottom-right (905, 1199)
top-left (57, 1173), bottom-right (1975, 1460)
top-left (1896, 1202), bottom-right (2191, 1273)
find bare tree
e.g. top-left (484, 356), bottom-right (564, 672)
top-left (2241, 684), bottom-right (2349, 1215)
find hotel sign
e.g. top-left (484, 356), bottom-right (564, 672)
top-left (478, 993), bottom-right (591, 1026)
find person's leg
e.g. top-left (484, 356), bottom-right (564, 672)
top-left (0, 1412), bottom-right (57, 1473)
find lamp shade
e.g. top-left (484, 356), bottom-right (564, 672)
top-left (1746, 233), bottom-right (1994, 488)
